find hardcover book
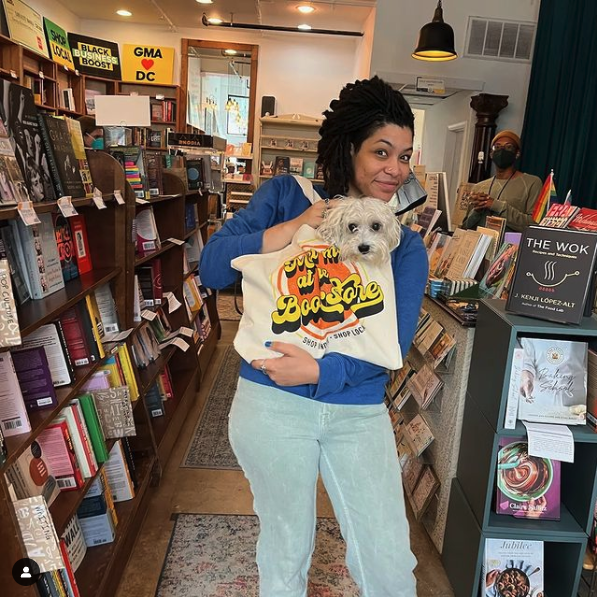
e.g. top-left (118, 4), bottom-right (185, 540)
top-left (483, 538), bottom-right (543, 597)
top-left (517, 337), bottom-right (587, 425)
top-left (104, 440), bottom-right (135, 502)
top-left (587, 349), bottom-right (597, 432)
top-left (37, 113), bottom-right (85, 198)
top-left (568, 207), bottom-right (597, 232)
top-left (506, 226), bottom-right (597, 324)
top-left (64, 117), bottom-right (93, 197)
top-left (61, 515), bottom-right (87, 572)
top-left (69, 214), bottom-right (93, 275)
top-left (0, 80), bottom-right (55, 202)
top-left (0, 351), bottom-right (32, 437)
top-left (0, 135), bottom-right (28, 205)
top-left (11, 347), bottom-right (57, 411)
top-left (52, 212), bottom-right (79, 282)
top-left (92, 386), bottom-right (136, 438)
top-left (273, 156), bottom-right (290, 176)
top-left (495, 437), bottom-right (561, 520)
top-left (0, 227), bottom-right (31, 305)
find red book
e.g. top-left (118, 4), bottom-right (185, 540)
top-left (568, 207), bottom-right (597, 232)
top-left (160, 366), bottom-right (174, 399)
top-left (68, 402), bottom-right (98, 477)
top-left (59, 539), bottom-right (81, 597)
top-left (37, 420), bottom-right (84, 491)
top-left (69, 214), bottom-right (93, 275)
top-left (58, 303), bottom-right (96, 367)
top-left (151, 258), bottom-right (163, 305)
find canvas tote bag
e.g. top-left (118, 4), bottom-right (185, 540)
top-left (231, 176), bottom-right (402, 370)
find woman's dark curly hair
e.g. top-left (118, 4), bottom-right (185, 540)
top-left (317, 76), bottom-right (414, 197)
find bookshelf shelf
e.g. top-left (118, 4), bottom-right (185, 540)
top-left (134, 242), bottom-right (179, 267)
top-left (145, 193), bottom-right (182, 205)
top-left (19, 267), bottom-right (121, 337)
top-left (137, 346), bottom-right (177, 396)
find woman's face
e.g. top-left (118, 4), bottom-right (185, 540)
top-left (349, 124), bottom-right (413, 202)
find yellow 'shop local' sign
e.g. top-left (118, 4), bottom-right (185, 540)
top-left (121, 45), bottom-right (175, 85)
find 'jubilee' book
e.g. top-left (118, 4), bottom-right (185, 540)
top-left (506, 226), bottom-right (597, 324)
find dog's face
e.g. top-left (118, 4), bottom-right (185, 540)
top-left (317, 197), bottom-right (401, 265)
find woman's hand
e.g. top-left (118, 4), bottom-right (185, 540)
top-left (251, 342), bottom-right (320, 386)
top-left (261, 199), bottom-right (341, 254)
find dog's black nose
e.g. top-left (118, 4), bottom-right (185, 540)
top-left (358, 244), bottom-right (370, 254)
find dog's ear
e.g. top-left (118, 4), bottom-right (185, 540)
top-left (385, 212), bottom-right (402, 251)
top-left (317, 204), bottom-right (346, 245)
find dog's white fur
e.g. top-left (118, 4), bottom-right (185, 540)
top-left (317, 197), bottom-right (401, 265)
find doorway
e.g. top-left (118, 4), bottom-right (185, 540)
top-left (443, 122), bottom-right (467, 214)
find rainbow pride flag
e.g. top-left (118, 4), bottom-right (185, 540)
top-left (532, 170), bottom-right (557, 222)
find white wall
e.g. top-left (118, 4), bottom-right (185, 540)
top-left (371, 0), bottom-right (540, 133)
top-left (27, 0), bottom-right (80, 31)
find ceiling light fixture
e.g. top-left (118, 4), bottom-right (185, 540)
top-left (297, 24), bottom-right (312, 30)
top-left (412, 1), bottom-right (457, 61)
top-left (201, 13), bottom-right (361, 37)
top-left (297, 4), bottom-right (315, 13)
top-left (224, 49), bottom-right (237, 55)
top-left (116, 9), bottom-right (132, 17)
top-left (196, 0), bottom-right (213, 3)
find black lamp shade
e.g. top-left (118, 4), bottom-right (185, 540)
top-left (412, 2), bottom-right (458, 61)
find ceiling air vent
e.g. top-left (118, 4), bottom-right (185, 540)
top-left (465, 17), bottom-right (536, 62)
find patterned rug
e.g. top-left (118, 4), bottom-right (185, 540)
top-left (182, 346), bottom-right (242, 470)
top-left (155, 514), bottom-right (359, 597)
top-left (217, 293), bottom-right (243, 321)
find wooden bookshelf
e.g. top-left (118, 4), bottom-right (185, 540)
top-left (0, 143), bottom-right (220, 597)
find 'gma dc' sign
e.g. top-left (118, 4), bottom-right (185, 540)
top-left (122, 45), bottom-right (174, 85)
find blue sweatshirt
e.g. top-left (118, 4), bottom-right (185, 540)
top-left (199, 175), bottom-right (428, 405)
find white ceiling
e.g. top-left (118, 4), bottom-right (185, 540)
top-left (57, 0), bottom-right (376, 32)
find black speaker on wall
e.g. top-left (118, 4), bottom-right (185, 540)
top-left (261, 96), bottom-right (276, 117)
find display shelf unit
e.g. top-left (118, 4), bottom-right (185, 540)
top-left (257, 114), bottom-right (322, 187)
top-left (442, 299), bottom-right (597, 597)
top-left (0, 149), bottom-right (219, 596)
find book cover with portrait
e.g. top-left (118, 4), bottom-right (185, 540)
top-left (495, 436), bottom-right (561, 520)
top-left (506, 226), bottom-right (597, 324)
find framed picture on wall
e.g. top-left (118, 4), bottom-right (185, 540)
top-left (226, 95), bottom-right (249, 136)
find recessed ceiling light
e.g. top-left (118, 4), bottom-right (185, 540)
top-left (207, 17), bottom-right (223, 24)
top-left (297, 5), bottom-right (315, 14)
top-left (116, 9), bottom-right (132, 17)
top-left (196, 0), bottom-right (213, 3)
top-left (298, 23), bottom-right (312, 30)
top-left (224, 49), bottom-right (237, 55)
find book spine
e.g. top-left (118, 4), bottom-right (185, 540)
top-left (77, 301), bottom-right (100, 363)
top-left (53, 320), bottom-right (76, 383)
top-left (57, 420), bottom-right (85, 489)
top-left (15, 220), bottom-right (44, 298)
top-left (58, 539), bottom-right (81, 597)
top-left (69, 215), bottom-right (93, 275)
top-left (504, 347), bottom-right (524, 429)
top-left (37, 115), bottom-right (65, 198)
top-left (78, 394), bottom-right (109, 463)
top-left (120, 437), bottom-right (138, 489)
top-left (84, 295), bottom-right (105, 359)
top-left (69, 401), bottom-right (98, 476)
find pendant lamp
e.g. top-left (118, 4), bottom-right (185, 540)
top-left (412, 0), bottom-right (457, 62)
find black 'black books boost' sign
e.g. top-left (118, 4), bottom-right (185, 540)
top-left (506, 226), bottom-right (597, 324)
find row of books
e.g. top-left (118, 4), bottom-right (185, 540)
top-left (539, 202), bottom-right (597, 231)
top-left (11, 436), bottom-right (137, 597)
top-left (150, 99), bottom-right (176, 123)
top-left (0, 210), bottom-right (93, 309)
top-left (400, 454), bottom-right (440, 520)
top-left (260, 157), bottom-right (323, 180)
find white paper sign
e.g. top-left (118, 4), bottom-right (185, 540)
top-left (57, 196), bottom-right (78, 217)
top-left (103, 329), bottom-right (134, 343)
top-left (167, 237), bottom-right (186, 246)
top-left (523, 421), bottom-right (575, 463)
top-left (165, 291), bottom-right (182, 313)
top-left (114, 190), bottom-right (125, 205)
top-left (159, 337), bottom-right (190, 352)
top-left (141, 309), bottom-right (157, 321)
top-left (17, 201), bottom-right (41, 226)
top-left (136, 197), bottom-right (150, 205)
top-left (93, 188), bottom-right (107, 210)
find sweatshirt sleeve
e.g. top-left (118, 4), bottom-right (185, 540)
top-left (199, 177), bottom-right (296, 289)
top-left (490, 175), bottom-right (542, 232)
top-left (312, 228), bottom-right (428, 398)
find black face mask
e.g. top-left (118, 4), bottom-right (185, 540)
top-left (492, 148), bottom-right (517, 169)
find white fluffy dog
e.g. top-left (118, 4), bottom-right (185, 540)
top-left (317, 197), bottom-right (401, 265)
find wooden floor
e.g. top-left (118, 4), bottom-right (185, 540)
top-left (115, 321), bottom-right (454, 596)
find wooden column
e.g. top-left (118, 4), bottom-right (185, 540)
top-left (468, 93), bottom-right (509, 183)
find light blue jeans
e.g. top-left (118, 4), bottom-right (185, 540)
top-left (228, 377), bottom-right (418, 597)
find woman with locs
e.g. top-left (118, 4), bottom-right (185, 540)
top-left (199, 76), bottom-right (428, 597)
top-left (462, 130), bottom-right (542, 232)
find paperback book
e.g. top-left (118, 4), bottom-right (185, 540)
top-left (517, 337), bottom-right (587, 425)
top-left (496, 437), bottom-right (561, 520)
top-left (506, 226), bottom-right (597, 324)
top-left (479, 242), bottom-right (519, 300)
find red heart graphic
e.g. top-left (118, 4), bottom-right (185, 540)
top-left (141, 59), bottom-right (154, 70)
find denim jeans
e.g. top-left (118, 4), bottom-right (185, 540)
top-left (228, 377), bottom-right (418, 597)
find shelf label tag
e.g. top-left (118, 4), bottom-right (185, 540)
top-left (57, 196), bottom-right (78, 218)
top-left (135, 197), bottom-right (150, 205)
top-left (141, 309), bottom-right (157, 321)
top-left (114, 189), bottom-right (125, 205)
top-left (166, 237), bottom-right (185, 246)
top-left (164, 291), bottom-right (182, 313)
top-left (9, 70), bottom-right (17, 79)
top-left (17, 201), bottom-right (41, 226)
top-left (38, 71), bottom-right (44, 79)
top-left (93, 188), bottom-right (107, 210)
top-left (159, 337), bottom-right (190, 352)
top-left (156, 94), bottom-right (165, 101)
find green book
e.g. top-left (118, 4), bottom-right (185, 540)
top-left (78, 393), bottom-right (109, 463)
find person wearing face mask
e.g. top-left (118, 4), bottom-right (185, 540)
top-left (78, 115), bottom-right (104, 149)
top-left (462, 130), bottom-right (542, 232)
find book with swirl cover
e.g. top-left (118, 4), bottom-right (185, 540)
top-left (506, 226), bottom-right (597, 324)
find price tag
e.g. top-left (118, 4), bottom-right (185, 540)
top-left (156, 94), bottom-right (165, 101)
top-left (160, 337), bottom-right (190, 352)
top-left (39, 71), bottom-right (44, 79)
top-left (9, 70), bottom-right (17, 79)
top-left (57, 196), bottom-right (78, 217)
top-left (141, 309), bottom-right (157, 321)
top-left (17, 201), bottom-right (41, 226)
top-left (75, 69), bottom-right (80, 76)
top-left (166, 237), bottom-right (185, 246)
top-left (114, 190), bottom-right (125, 205)
top-left (164, 291), bottom-right (182, 313)
top-left (177, 326), bottom-right (194, 338)
top-left (92, 188), bottom-right (107, 210)
top-left (136, 197), bottom-right (150, 205)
